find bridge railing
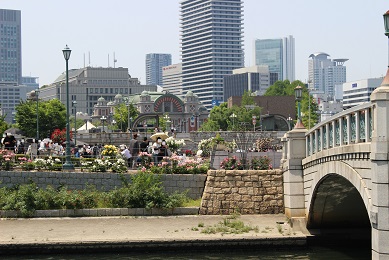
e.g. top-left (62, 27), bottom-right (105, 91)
top-left (305, 103), bottom-right (373, 157)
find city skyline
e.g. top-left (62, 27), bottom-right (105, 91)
top-left (1, 0), bottom-right (388, 88)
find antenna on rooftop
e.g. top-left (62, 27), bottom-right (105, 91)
top-left (108, 54), bottom-right (110, 67)
top-left (83, 53), bottom-right (85, 68)
top-left (114, 52), bottom-right (117, 68)
top-left (88, 52), bottom-right (91, 67)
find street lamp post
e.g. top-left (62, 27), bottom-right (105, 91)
top-left (230, 113), bottom-right (237, 130)
top-left (163, 114), bottom-right (170, 131)
top-left (100, 115), bottom-right (107, 144)
top-left (62, 45), bottom-right (74, 170)
top-left (72, 101), bottom-right (77, 147)
top-left (294, 85), bottom-right (304, 128)
top-left (35, 89), bottom-right (40, 140)
top-left (101, 116), bottom-right (107, 133)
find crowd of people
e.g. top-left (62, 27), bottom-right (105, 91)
top-left (120, 133), bottom-right (171, 169)
top-left (1, 130), bottom-right (173, 170)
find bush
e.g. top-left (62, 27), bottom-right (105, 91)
top-left (251, 156), bottom-right (272, 170)
top-left (220, 156), bottom-right (243, 170)
top-left (0, 173), bottom-right (188, 215)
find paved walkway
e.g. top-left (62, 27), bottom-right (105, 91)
top-left (0, 214), bottom-right (307, 254)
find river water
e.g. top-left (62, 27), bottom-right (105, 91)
top-left (5, 245), bottom-right (370, 260)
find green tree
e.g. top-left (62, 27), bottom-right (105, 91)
top-left (15, 99), bottom-right (66, 139)
top-left (113, 103), bottom-right (138, 132)
top-left (199, 92), bottom-right (262, 131)
top-left (264, 80), bottom-right (318, 128)
top-left (0, 114), bottom-right (8, 136)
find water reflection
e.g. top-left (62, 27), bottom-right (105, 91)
top-left (5, 246), bottom-right (370, 260)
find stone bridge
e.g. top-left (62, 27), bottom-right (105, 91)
top-left (282, 70), bottom-right (389, 259)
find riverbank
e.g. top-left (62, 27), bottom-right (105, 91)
top-left (0, 214), bottom-right (307, 256)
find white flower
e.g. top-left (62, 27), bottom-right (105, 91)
top-left (196, 150), bottom-right (203, 156)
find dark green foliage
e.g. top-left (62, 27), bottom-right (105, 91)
top-left (15, 99), bottom-right (66, 140)
top-left (0, 173), bottom-right (188, 216)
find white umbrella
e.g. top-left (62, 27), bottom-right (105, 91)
top-left (150, 132), bottom-right (169, 141)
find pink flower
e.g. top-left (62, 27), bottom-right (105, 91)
top-left (141, 167), bottom-right (146, 172)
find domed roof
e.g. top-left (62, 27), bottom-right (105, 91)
top-left (185, 90), bottom-right (194, 97)
top-left (107, 101), bottom-right (114, 106)
top-left (97, 96), bottom-right (105, 102)
top-left (141, 90), bottom-right (149, 97)
top-left (115, 93), bottom-right (122, 99)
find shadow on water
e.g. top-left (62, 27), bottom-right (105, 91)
top-left (4, 245), bottom-right (371, 260)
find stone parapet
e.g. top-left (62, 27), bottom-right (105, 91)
top-left (199, 169), bottom-right (284, 215)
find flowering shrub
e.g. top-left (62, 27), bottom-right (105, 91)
top-left (148, 154), bottom-right (210, 174)
top-left (197, 137), bottom-right (214, 157)
top-left (220, 156), bottom-right (243, 170)
top-left (51, 128), bottom-right (71, 144)
top-left (198, 136), bottom-right (236, 157)
top-left (165, 137), bottom-right (185, 153)
top-left (45, 157), bottom-right (63, 171)
top-left (136, 152), bottom-right (153, 169)
top-left (18, 157), bottom-right (35, 171)
top-left (250, 156), bottom-right (272, 170)
top-left (111, 158), bottom-right (128, 173)
top-left (101, 145), bottom-right (118, 157)
top-left (0, 150), bottom-right (15, 170)
top-left (90, 159), bottom-right (112, 172)
top-left (184, 150), bottom-right (193, 156)
top-left (34, 158), bottom-right (46, 171)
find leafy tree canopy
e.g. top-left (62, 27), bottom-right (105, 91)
top-left (113, 103), bottom-right (138, 132)
top-left (264, 79), bottom-right (319, 129)
top-left (15, 99), bottom-right (66, 139)
top-left (200, 91), bottom-right (262, 131)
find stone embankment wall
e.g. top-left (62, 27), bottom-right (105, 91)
top-left (0, 171), bottom-right (206, 199)
top-left (200, 170), bottom-right (284, 215)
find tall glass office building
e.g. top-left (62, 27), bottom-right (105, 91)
top-left (0, 9), bottom-right (22, 84)
top-left (253, 35), bottom-right (295, 82)
top-left (180, 0), bottom-right (244, 110)
top-left (145, 53), bottom-right (172, 86)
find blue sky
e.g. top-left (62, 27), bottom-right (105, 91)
top-left (2, 0), bottom-right (389, 86)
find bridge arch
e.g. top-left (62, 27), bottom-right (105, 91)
top-left (306, 160), bottom-right (371, 229)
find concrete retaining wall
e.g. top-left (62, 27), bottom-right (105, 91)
top-left (200, 169), bottom-right (284, 215)
top-left (0, 171), bottom-right (206, 199)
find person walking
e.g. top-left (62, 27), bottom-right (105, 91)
top-left (120, 145), bottom-right (132, 168)
top-left (129, 134), bottom-right (140, 168)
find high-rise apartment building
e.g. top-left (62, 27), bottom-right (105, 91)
top-left (145, 53), bottom-right (172, 86)
top-left (180, 0), bottom-right (244, 110)
top-left (253, 35), bottom-right (295, 82)
top-left (162, 63), bottom-right (182, 97)
top-left (308, 52), bottom-right (348, 99)
top-left (0, 9), bottom-right (22, 84)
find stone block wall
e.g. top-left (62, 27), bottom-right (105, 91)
top-left (200, 169), bottom-right (284, 215)
top-left (0, 171), bottom-right (207, 199)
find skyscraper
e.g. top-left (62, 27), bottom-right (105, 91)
top-left (253, 35), bottom-right (295, 82)
top-left (223, 65), bottom-right (274, 101)
top-left (0, 9), bottom-right (22, 84)
top-left (145, 53), bottom-right (172, 86)
top-left (308, 52), bottom-right (348, 99)
top-left (180, 0), bottom-right (244, 110)
top-left (162, 63), bottom-right (182, 96)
